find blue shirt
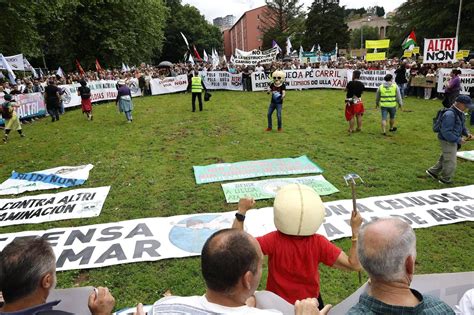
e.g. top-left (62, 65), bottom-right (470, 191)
top-left (439, 107), bottom-right (469, 144)
top-left (0, 300), bottom-right (72, 315)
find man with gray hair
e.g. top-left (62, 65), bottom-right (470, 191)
top-left (0, 237), bottom-right (115, 314)
top-left (347, 218), bottom-right (454, 314)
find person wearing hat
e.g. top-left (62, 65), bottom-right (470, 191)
top-left (375, 74), bottom-right (403, 136)
top-left (426, 95), bottom-right (473, 184)
top-left (116, 80), bottom-right (133, 123)
top-left (232, 185), bottom-right (362, 309)
top-left (2, 94), bottom-right (25, 143)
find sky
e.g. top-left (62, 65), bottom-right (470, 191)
top-left (181, 0), bottom-right (407, 22)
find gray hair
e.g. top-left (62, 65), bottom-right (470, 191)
top-left (0, 237), bottom-right (56, 303)
top-left (358, 218), bottom-right (416, 282)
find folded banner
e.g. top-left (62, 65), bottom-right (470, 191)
top-left (150, 74), bottom-right (188, 95)
top-left (0, 185), bottom-right (471, 271)
top-left (200, 71), bottom-right (242, 91)
top-left (194, 155), bottom-right (324, 184)
top-left (0, 92), bottom-right (46, 125)
top-left (365, 39), bottom-right (390, 49)
top-left (0, 164), bottom-right (94, 195)
top-left (457, 151), bottom-right (474, 161)
top-left (0, 186), bottom-right (110, 227)
top-left (424, 38), bottom-right (458, 63)
top-left (252, 69), bottom-right (347, 91)
top-left (221, 175), bottom-right (339, 203)
top-left (232, 47), bottom-right (278, 66)
top-left (59, 79), bottom-right (141, 108)
top-left (436, 68), bottom-right (473, 95)
top-left (347, 70), bottom-right (395, 89)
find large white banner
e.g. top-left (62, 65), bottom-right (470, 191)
top-left (201, 71), bottom-right (242, 91)
top-left (457, 151), bottom-right (474, 161)
top-left (0, 186), bottom-right (110, 227)
top-left (347, 69), bottom-right (395, 89)
top-left (0, 164), bottom-right (94, 196)
top-left (252, 69), bottom-right (347, 91)
top-left (233, 48), bottom-right (278, 66)
top-left (0, 186), bottom-right (471, 271)
top-left (0, 54), bottom-right (25, 71)
top-left (150, 74), bottom-right (188, 95)
top-left (437, 68), bottom-right (473, 95)
top-left (59, 79), bottom-right (141, 108)
top-left (424, 38), bottom-right (458, 64)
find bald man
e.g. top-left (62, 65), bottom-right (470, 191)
top-left (347, 218), bottom-right (454, 314)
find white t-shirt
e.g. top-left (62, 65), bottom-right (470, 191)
top-left (153, 295), bottom-right (282, 314)
top-left (255, 66), bottom-right (265, 72)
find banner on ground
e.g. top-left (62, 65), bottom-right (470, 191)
top-left (200, 71), bottom-right (242, 91)
top-left (0, 92), bottom-right (46, 125)
top-left (457, 151), bottom-right (474, 161)
top-left (424, 38), bottom-right (458, 63)
top-left (150, 74), bottom-right (188, 95)
top-left (365, 39), bottom-right (390, 49)
top-left (59, 79), bottom-right (141, 108)
top-left (436, 68), bottom-right (473, 95)
top-left (221, 175), bottom-right (339, 203)
top-left (0, 186), bottom-right (471, 271)
top-left (194, 155), bottom-right (324, 184)
top-left (366, 52), bottom-right (386, 61)
top-left (232, 48), bottom-right (278, 66)
top-left (0, 164), bottom-right (94, 196)
top-left (347, 70), bottom-right (394, 89)
top-left (0, 54), bottom-right (25, 71)
top-left (0, 186), bottom-right (110, 227)
top-left (251, 69), bottom-right (347, 91)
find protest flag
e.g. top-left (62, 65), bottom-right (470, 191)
top-left (310, 45), bottom-right (315, 53)
top-left (286, 37), bottom-right (292, 55)
top-left (402, 30), bottom-right (417, 50)
top-left (39, 68), bottom-right (44, 78)
top-left (0, 54), bottom-right (16, 84)
top-left (180, 32), bottom-right (190, 49)
top-left (57, 67), bottom-right (65, 78)
top-left (188, 54), bottom-right (195, 65)
top-left (299, 45), bottom-right (304, 58)
top-left (272, 40), bottom-right (282, 53)
top-left (193, 45), bottom-right (202, 61)
top-left (203, 50), bottom-right (209, 62)
top-left (95, 59), bottom-right (102, 72)
top-left (75, 59), bottom-right (85, 75)
top-left (24, 57), bottom-right (38, 78)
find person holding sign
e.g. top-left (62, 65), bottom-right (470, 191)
top-left (345, 70), bottom-right (365, 133)
top-left (232, 184), bottom-right (362, 309)
top-left (375, 74), bottom-right (403, 136)
top-left (266, 70), bottom-right (286, 132)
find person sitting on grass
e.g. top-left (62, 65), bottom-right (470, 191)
top-left (232, 184), bottom-right (362, 310)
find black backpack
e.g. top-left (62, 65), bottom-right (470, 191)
top-left (1, 102), bottom-right (12, 120)
top-left (80, 86), bottom-right (91, 99)
top-left (432, 108), bottom-right (454, 133)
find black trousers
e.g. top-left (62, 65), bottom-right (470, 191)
top-left (192, 93), bottom-right (203, 111)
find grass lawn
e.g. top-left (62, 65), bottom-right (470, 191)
top-left (1, 89), bottom-right (473, 310)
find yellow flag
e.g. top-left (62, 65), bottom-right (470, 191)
top-left (403, 50), bottom-right (413, 58)
top-left (412, 47), bottom-right (420, 54)
top-left (365, 39), bottom-right (390, 49)
top-left (366, 52), bottom-right (386, 61)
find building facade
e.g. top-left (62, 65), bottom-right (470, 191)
top-left (347, 15), bottom-right (390, 39)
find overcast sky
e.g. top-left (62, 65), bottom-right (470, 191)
top-left (181, 0), bottom-right (406, 22)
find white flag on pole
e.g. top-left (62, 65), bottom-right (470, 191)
top-left (180, 32), bottom-right (190, 49)
top-left (188, 54), bottom-right (195, 65)
top-left (310, 45), bottom-right (315, 53)
top-left (286, 37), bottom-right (293, 55)
top-left (0, 54), bottom-right (16, 84)
top-left (56, 67), bottom-right (65, 78)
top-left (203, 50), bottom-right (209, 62)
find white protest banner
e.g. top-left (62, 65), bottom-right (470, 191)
top-left (251, 69), bottom-right (347, 91)
top-left (150, 74), bottom-right (188, 95)
top-left (0, 54), bottom-right (25, 71)
top-left (222, 175), bottom-right (339, 203)
top-left (436, 68), bottom-right (474, 95)
top-left (233, 47), bottom-right (278, 66)
top-left (0, 93), bottom-right (46, 125)
top-left (201, 71), bottom-right (242, 91)
top-left (424, 38), bottom-right (458, 63)
top-left (457, 151), bottom-right (474, 161)
top-left (347, 69), bottom-right (395, 89)
top-left (59, 79), bottom-right (141, 108)
top-left (0, 186), bottom-right (110, 227)
top-left (0, 186), bottom-right (471, 271)
top-left (0, 164), bottom-right (94, 196)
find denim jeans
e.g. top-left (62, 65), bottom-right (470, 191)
top-left (267, 102), bottom-right (282, 129)
top-left (397, 83), bottom-right (407, 98)
top-left (125, 111), bottom-right (132, 121)
top-left (47, 107), bottom-right (60, 121)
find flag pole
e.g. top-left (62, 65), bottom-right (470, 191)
top-left (455, 0), bottom-right (462, 43)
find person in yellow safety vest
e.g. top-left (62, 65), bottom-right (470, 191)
top-left (375, 74), bottom-right (403, 136)
top-left (191, 70), bottom-right (207, 112)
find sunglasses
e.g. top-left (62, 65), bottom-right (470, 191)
top-left (275, 77), bottom-right (282, 79)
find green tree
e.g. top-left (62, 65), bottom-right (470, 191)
top-left (260, 0), bottom-right (305, 52)
top-left (375, 6), bottom-right (385, 17)
top-left (387, 0), bottom-right (473, 57)
top-left (304, 0), bottom-right (350, 51)
top-left (160, 1), bottom-right (222, 63)
top-left (350, 26), bottom-right (380, 49)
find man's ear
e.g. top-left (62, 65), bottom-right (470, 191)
top-left (405, 255), bottom-right (415, 276)
top-left (242, 271), bottom-right (253, 290)
top-left (41, 272), bottom-right (54, 289)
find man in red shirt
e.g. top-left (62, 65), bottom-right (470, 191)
top-left (232, 184), bottom-right (362, 309)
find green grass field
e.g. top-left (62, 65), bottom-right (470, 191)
top-left (1, 89), bottom-right (473, 310)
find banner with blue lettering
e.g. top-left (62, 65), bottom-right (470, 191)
top-left (0, 164), bottom-right (94, 195)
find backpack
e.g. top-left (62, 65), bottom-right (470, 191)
top-left (1, 102), bottom-right (12, 120)
top-left (432, 108), bottom-right (453, 132)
